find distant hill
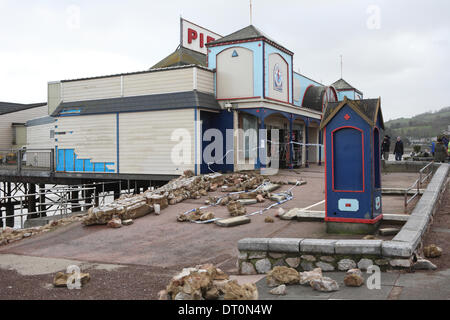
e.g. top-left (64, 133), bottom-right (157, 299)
top-left (384, 106), bottom-right (450, 144)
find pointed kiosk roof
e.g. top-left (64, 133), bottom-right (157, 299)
top-left (331, 78), bottom-right (363, 95)
top-left (150, 46), bottom-right (207, 69)
top-left (206, 25), bottom-right (293, 55)
top-left (320, 97), bottom-right (384, 130)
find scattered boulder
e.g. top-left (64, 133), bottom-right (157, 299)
top-left (423, 244), bottom-right (442, 258)
top-left (347, 268), bottom-right (362, 277)
top-left (107, 218), bottom-right (122, 229)
top-left (338, 259), bottom-right (356, 271)
top-left (269, 284), bottom-right (287, 295)
top-left (299, 268), bottom-right (322, 285)
top-left (200, 212), bottom-right (215, 221)
top-left (264, 217), bottom-right (274, 223)
top-left (227, 201), bottom-right (247, 217)
top-left (256, 195), bottom-right (265, 203)
top-left (122, 219), bottom-right (134, 226)
top-left (413, 259), bottom-right (437, 270)
top-left (53, 271), bottom-right (90, 288)
top-left (344, 273), bottom-right (364, 287)
top-left (310, 277), bottom-right (339, 292)
top-left (266, 266), bottom-right (300, 287)
top-left (223, 280), bottom-right (258, 300)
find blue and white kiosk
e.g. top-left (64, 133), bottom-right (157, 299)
top-left (320, 97), bottom-right (384, 234)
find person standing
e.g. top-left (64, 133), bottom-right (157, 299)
top-left (394, 136), bottom-right (404, 161)
top-left (434, 138), bottom-right (448, 163)
top-left (381, 135), bottom-right (391, 160)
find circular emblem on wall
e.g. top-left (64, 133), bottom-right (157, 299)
top-left (273, 63), bottom-right (283, 92)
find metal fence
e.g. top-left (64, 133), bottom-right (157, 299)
top-left (0, 149), bottom-right (54, 173)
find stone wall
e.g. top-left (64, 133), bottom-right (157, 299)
top-left (238, 163), bottom-right (449, 274)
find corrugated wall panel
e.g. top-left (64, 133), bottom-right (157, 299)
top-left (0, 106), bottom-right (48, 150)
top-left (62, 77), bottom-right (122, 102)
top-left (196, 69), bottom-right (215, 94)
top-left (119, 109), bottom-right (195, 175)
top-left (56, 114), bottom-right (117, 170)
top-left (122, 68), bottom-right (193, 97)
top-left (27, 123), bottom-right (55, 149)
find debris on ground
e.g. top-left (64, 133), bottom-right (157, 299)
top-left (161, 264), bottom-right (257, 300)
top-left (310, 277), bottom-right (339, 292)
top-left (0, 214), bottom-right (86, 246)
top-left (107, 218), bottom-right (122, 228)
top-left (53, 271), bottom-right (90, 288)
top-left (344, 269), bottom-right (364, 287)
top-left (227, 201), bottom-right (247, 216)
top-left (423, 244), bottom-right (442, 258)
top-left (276, 208), bottom-right (286, 217)
top-left (269, 284), bottom-right (287, 295)
top-left (215, 216), bottom-right (251, 227)
top-left (363, 235), bottom-right (378, 240)
top-left (264, 217), bottom-right (274, 223)
top-left (299, 268), bottom-right (323, 285)
top-left (413, 259), bottom-right (437, 270)
top-left (266, 266), bottom-right (300, 287)
top-left (122, 219), bottom-right (133, 226)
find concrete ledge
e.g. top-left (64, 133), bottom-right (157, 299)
top-left (268, 238), bottom-right (302, 253)
top-left (300, 239), bottom-right (337, 254)
top-left (238, 238), bottom-right (269, 252)
top-left (382, 214), bottom-right (409, 223)
top-left (215, 216), bottom-right (251, 227)
top-left (382, 241), bottom-right (413, 258)
top-left (334, 240), bottom-right (382, 255)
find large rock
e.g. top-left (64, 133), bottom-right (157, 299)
top-left (315, 261), bottom-right (335, 271)
top-left (299, 268), bottom-right (322, 285)
top-left (107, 218), bottom-right (122, 229)
top-left (310, 277), bottom-right (339, 292)
top-left (223, 280), bottom-right (258, 300)
top-left (344, 273), bottom-right (364, 287)
top-left (227, 201), bottom-right (247, 216)
top-left (53, 271), bottom-right (90, 288)
top-left (338, 259), bottom-right (356, 271)
top-left (240, 262), bottom-right (257, 275)
top-left (413, 259), bottom-right (437, 270)
top-left (266, 266), bottom-right (300, 287)
top-left (285, 257), bottom-right (300, 268)
top-left (423, 244), bottom-right (442, 258)
top-left (357, 258), bottom-right (374, 271)
top-left (255, 259), bottom-right (272, 274)
top-left (269, 284), bottom-right (287, 295)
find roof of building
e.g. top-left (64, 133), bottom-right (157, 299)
top-left (0, 102), bottom-right (46, 116)
top-left (26, 116), bottom-right (56, 127)
top-left (302, 86), bottom-right (327, 112)
top-left (151, 46), bottom-right (207, 69)
top-left (206, 25), bottom-right (293, 55)
top-left (51, 91), bottom-right (221, 116)
top-left (331, 78), bottom-right (363, 95)
top-left (320, 97), bottom-right (384, 130)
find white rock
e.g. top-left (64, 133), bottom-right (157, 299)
top-left (310, 277), bottom-right (339, 292)
top-left (255, 259), bottom-right (272, 274)
top-left (347, 268), bottom-right (362, 277)
top-left (357, 258), bottom-right (374, 271)
top-left (154, 204), bottom-right (161, 215)
top-left (315, 261), bottom-right (335, 271)
top-left (299, 268), bottom-right (322, 285)
top-left (23, 233), bottom-right (32, 238)
top-left (240, 262), bottom-right (257, 275)
top-left (338, 259), bottom-right (356, 271)
top-left (413, 259), bottom-right (437, 270)
top-left (269, 284), bottom-right (287, 295)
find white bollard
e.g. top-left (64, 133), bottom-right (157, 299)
top-left (154, 204), bottom-right (161, 215)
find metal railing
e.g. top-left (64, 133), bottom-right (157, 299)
top-left (1, 186), bottom-right (96, 229)
top-left (404, 161), bottom-right (434, 213)
top-left (0, 149), bottom-right (54, 173)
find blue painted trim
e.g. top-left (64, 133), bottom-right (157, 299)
top-left (194, 107), bottom-right (198, 176)
top-left (116, 113), bottom-right (120, 174)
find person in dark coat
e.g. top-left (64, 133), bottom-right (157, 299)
top-left (381, 135), bottom-right (391, 160)
top-left (434, 138), bottom-right (448, 163)
top-left (394, 136), bottom-right (404, 161)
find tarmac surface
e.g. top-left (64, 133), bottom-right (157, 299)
top-left (0, 165), bottom-right (446, 300)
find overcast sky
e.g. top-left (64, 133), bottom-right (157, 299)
top-left (1, 0), bottom-right (449, 120)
